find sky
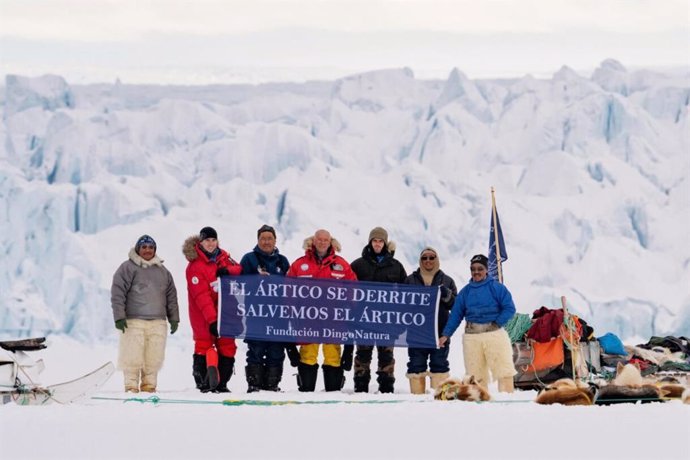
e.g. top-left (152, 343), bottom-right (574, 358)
top-left (1, 0), bottom-right (689, 84)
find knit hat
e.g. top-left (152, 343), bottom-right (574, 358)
top-left (135, 235), bottom-right (156, 253)
top-left (470, 254), bottom-right (489, 268)
top-left (368, 227), bottom-right (388, 244)
top-left (257, 224), bottom-right (276, 239)
top-left (199, 226), bottom-right (218, 241)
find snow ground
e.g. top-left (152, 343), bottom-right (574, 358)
top-left (1, 335), bottom-right (688, 460)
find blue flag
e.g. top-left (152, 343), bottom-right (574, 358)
top-left (488, 205), bottom-right (508, 282)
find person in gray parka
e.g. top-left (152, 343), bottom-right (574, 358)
top-left (111, 234), bottom-right (180, 393)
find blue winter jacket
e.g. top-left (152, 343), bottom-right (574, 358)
top-left (441, 277), bottom-right (516, 338)
top-left (240, 246), bottom-right (290, 276)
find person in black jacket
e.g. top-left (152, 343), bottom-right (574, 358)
top-left (404, 247), bottom-right (457, 394)
top-left (350, 227), bottom-right (407, 393)
top-left (239, 224), bottom-right (294, 392)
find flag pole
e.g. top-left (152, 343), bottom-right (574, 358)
top-left (491, 187), bottom-right (504, 284)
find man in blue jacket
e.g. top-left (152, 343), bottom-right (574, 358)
top-left (239, 224), bottom-right (294, 392)
top-left (439, 254), bottom-right (516, 393)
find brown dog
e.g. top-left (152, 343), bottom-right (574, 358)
top-left (434, 376), bottom-right (491, 402)
top-left (535, 378), bottom-right (595, 406)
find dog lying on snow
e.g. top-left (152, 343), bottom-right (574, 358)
top-left (535, 364), bottom-right (689, 406)
top-left (596, 363), bottom-right (666, 405)
top-left (434, 376), bottom-right (491, 402)
top-left (535, 378), bottom-right (596, 406)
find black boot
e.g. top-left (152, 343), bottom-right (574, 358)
top-left (377, 373), bottom-right (395, 394)
top-left (207, 363), bottom-right (220, 393)
top-left (264, 366), bottom-right (282, 392)
top-left (192, 354), bottom-right (209, 393)
top-left (245, 363), bottom-right (264, 393)
top-left (322, 365), bottom-right (345, 392)
top-left (214, 355), bottom-right (234, 393)
top-left (354, 370), bottom-right (371, 393)
top-left (297, 363), bottom-right (319, 392)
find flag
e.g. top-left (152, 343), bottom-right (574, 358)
top-left (488, 202), bottom-right (508, 282)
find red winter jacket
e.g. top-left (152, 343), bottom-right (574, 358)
top-left (286, 236), bottom-right (357, 281)
top-left (183, 235), bottom-right (242, 341)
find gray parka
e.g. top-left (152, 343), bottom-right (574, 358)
top-left (111, 248), bottom-right (180, 322)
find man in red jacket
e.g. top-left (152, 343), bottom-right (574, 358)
top-left (183, 226), bottom-right (242, 392)
top-left (286, 229), bottom-right (357, 392)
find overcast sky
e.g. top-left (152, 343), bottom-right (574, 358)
top-left (1, 0), bottom-right (688, 84)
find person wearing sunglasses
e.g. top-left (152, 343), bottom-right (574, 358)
top-left (111, 234), bottom-right (180, 393)
top-left (404, 247), bottom-right (457, 394)
top-left (438, 254), bottom-right (516, 393)
top-left (350, 226), bottom-right (407, 393)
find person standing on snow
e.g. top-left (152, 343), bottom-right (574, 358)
top-left (439, 254), bottom-right (516, 393)
top-left (111, 234), bottom-right (179, 393)
top-left (183, 226), bottom-right (242, 393)
top-left (239, 224), bottom-right (296, 392)
top-left (287, 229), bottom-right (357, 392)
top-left (349, 227), bottom-right (407, 393)
top-left (404, 247), bottom-right (457, 394)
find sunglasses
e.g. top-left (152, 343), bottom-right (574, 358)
top-left (421, 256), bottom-right (436, 261)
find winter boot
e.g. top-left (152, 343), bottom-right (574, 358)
top-left (215, 355), bottom-right (234, 393)
top-left (377, 372), bottom-right (395, 394)
top-left (297, 363), bottom-right (319, 392)
top-left (206, 348), bottom-right (220, 392)
top-left (140, 370), bottom-right (158, 393)
top-left (124, 369), bottom-right (140, 393)
top-left (264, 366), bottom-right (282, 392)
top-left (192, 354), bottom-right (209, 392)
top-left (407, 372), bottom-right (427, 395)
top-left (245, 363), bottom-right (264, 393)
top-left (353, 370), bottom-right (371, 393)
top-left (498, 377), bottom-right (515, 393)
top-left (322, 365), bottom-right (345, 392)
top-left (429, 372), bottom-right (450, 390)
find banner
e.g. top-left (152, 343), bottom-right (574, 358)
top-left (218, 275), bottom-right (439, 348)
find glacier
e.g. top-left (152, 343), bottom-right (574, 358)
top-left (1, 61), bottom-right (688, 342)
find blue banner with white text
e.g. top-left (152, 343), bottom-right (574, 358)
top-left (218, 275), bottom-right (439, 348)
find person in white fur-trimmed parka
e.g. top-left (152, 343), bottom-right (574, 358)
top-left (111, 234), bottom-right (179, 393)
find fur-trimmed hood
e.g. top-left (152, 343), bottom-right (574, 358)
top-left (302, 235), bottom-right (342, 252)
top-left (128, 247), bottom-right (163, 267)
top-left (182, 235), bottom-right (201, 262)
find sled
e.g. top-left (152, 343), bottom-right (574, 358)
top-left (0, 337), bottom-right (114, 405)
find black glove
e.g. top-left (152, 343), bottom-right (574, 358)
top-left (115, 319), bottom-right (127, 333)
top-left (216, 267), bottom-right (230, 277)
top-left (209, 321), bottom-right (219, 337)
top-left (285, 345), bottom-right (301, 367)
top-left (440, 286), bottom-right (450, 299)
top-left (169, 321), bottom-right (179, 335)
top-left (340, 345), bottom-right (354, 371)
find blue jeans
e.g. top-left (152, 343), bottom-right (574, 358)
top-left (407, 339), bottom-right (450, 374)
top-left (245, 340), bottom-right (285, 367)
